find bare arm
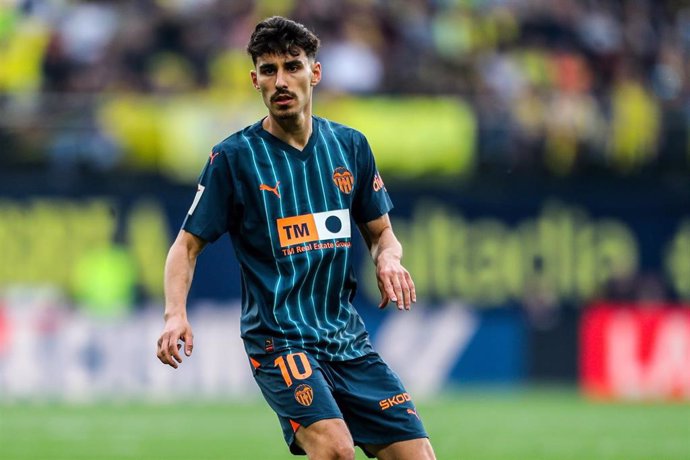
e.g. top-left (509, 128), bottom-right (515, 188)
top-left (358, 214), bottom-right (416, 310)
top-left (156, 230), bottom-right (207, 368)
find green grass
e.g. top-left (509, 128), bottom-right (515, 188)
top-left (1, 389), bottom-right (688, 460)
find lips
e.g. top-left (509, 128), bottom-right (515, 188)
top-left (272, 92), bottom-right (295, 104)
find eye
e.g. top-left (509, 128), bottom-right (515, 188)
top-left (259, 66), bottom-right (276, 75)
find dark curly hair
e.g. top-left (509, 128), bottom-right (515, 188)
top-left (246, 16), bottom-right (320, 64)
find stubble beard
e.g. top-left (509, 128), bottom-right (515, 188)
top-left (272, 107), bottom-right (299, 120)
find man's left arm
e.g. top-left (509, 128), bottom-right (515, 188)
top-left (358, 213), bottom-right (416, 310)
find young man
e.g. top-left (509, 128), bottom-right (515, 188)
top-left (156, 16), bottom-right (436, 460)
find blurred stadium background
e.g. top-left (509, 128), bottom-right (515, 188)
top-left (0, 0), bottom-right (689, 459)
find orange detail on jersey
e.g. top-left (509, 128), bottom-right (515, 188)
top-left (289, 420), bottom-right (301, 432)
top-left (332, 167), bottom-right (354, 194)
top-left (277, 214), bottom-right (318, 247)
top-left (209, 151), bottom-right (220, 164)
top-left (373, 172), bottom-right (385, 192)
top-left (259, 181), bottom-right (281, 198)
top-left (249, 357), bottom-right (261, 369)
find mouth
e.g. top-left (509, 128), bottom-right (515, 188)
top-left (272, 93), bottom-right (295, 106)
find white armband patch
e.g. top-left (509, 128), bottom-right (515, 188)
top-left (188, 184), bottom-right (205, 215)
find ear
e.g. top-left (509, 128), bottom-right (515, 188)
top-left (310, 61), bottom-right (322, 87)
top-left (250, 70), bottom-right (260, 90)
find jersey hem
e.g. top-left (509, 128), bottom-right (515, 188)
top-left (243, 340), bottom-right (373, 362)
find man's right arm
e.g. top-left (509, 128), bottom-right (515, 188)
top-left (156, 230), bottom-right (207, 369)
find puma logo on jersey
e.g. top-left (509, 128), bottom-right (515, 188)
top-left (260, 181), bottom-right (281, 198)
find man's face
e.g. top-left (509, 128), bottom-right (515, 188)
top-left (251, 50), bottom-right (321, 120)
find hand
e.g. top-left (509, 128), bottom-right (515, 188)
top-left (156, 314), bottom-right (194, 369)
top-left (376, 254), bottom-right (416, 311)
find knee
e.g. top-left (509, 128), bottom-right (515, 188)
top-left (297, 419), bottom-right (356, 460)
top-left (322, 439), bottom-right (355, 460)
top-left (311, 438), bottom-right (355, 460)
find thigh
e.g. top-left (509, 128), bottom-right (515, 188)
top-left (363, 438), bottom-right (436, 460)
top-left (295, 418), bottom-right (356, 460)
top-left (249, 351), bottom-right (343, 455)
top-left (329, 353), bottom-right (429, 454)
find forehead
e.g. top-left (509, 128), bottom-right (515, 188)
top-left (255, 50), bottom-right (310, 67)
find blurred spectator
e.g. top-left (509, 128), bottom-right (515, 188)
top-left (319, 14), bottom-right (385, 94)
top-left (608, 68), bottom-right (660, 173)
top-left (0, 0), bottom-right (687, 180)
top-left (72, 242), bottom-right (137, 318)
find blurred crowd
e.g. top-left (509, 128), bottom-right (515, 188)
top-left (0, 0), bottom-right (689, 179)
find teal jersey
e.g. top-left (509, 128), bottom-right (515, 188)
top-left (183, 116), bottom-right (393, 361)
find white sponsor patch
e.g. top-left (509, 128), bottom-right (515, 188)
top-left (312, 209), bottom-right (351, 240)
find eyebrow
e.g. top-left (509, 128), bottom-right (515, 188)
top-left (258, 59), bottom-right (304, 73)
top-left (258, 63), bottom-right (276, 73)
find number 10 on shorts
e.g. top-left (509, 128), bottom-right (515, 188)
top-left (274, 352), bottom-right (313, 387)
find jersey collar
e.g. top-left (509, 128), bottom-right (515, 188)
top-left (255, 116), bottom-right (320, 162)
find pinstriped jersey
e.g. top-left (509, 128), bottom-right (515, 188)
top-left (183, 116), bottom-right (393, 361)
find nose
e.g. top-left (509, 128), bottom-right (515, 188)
top-left (275, 69), bottom-right (288, 89)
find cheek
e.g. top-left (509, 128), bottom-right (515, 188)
top-left (299, 79), bottom-right (312, 93)
top-left (259, 88), bottom-right (271, 105)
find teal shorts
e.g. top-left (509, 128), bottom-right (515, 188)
top-left (249, 351), bottom-right (428, 457)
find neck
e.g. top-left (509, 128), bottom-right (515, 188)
top-left (263, 111), bottom-right (313, 151)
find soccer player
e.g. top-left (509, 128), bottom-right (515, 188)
top-left (156, 16), bottom-right (436, 460)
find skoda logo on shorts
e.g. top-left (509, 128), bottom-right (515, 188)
top-left (294, 384), bottom-right (314, 406)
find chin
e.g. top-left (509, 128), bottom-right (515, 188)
top-left (272, 109), bottom-right (299, 120)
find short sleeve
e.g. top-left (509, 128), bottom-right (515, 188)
top-left (351, 133), bottom-right (393, 223)
top-left (182, 147), bottom-right (234, 243)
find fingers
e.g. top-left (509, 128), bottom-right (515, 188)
top-left (405, 271), bottom-right (417, 304)
top-left (184, 330), bottom-right (194, 357)
top-left (156, 333), bottom-right (178, 369)
top-left (389, 276), bottom-right (404, 310)
top-left (378, 268), bottom-right (416, 311)
top-left (156, 331), bottom-right (191, 368)
top-left (378, 292), bottom-right (390, 309)
top-left (156, 319), bottom-right (194, 368)
top-left (170, 340), bottom-right (183, 364)
top-left (378, 279), bottom-right (390, 309)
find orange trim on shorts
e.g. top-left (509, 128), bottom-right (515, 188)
top-left (250, 357), bottom-right (261, 369)
top-left (289, 419), bottom-right (301, 432)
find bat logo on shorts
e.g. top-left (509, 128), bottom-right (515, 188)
top-left (294, 384), bottom-right (314, 406)
top-left (332, 167), bottom-right (354, 194)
